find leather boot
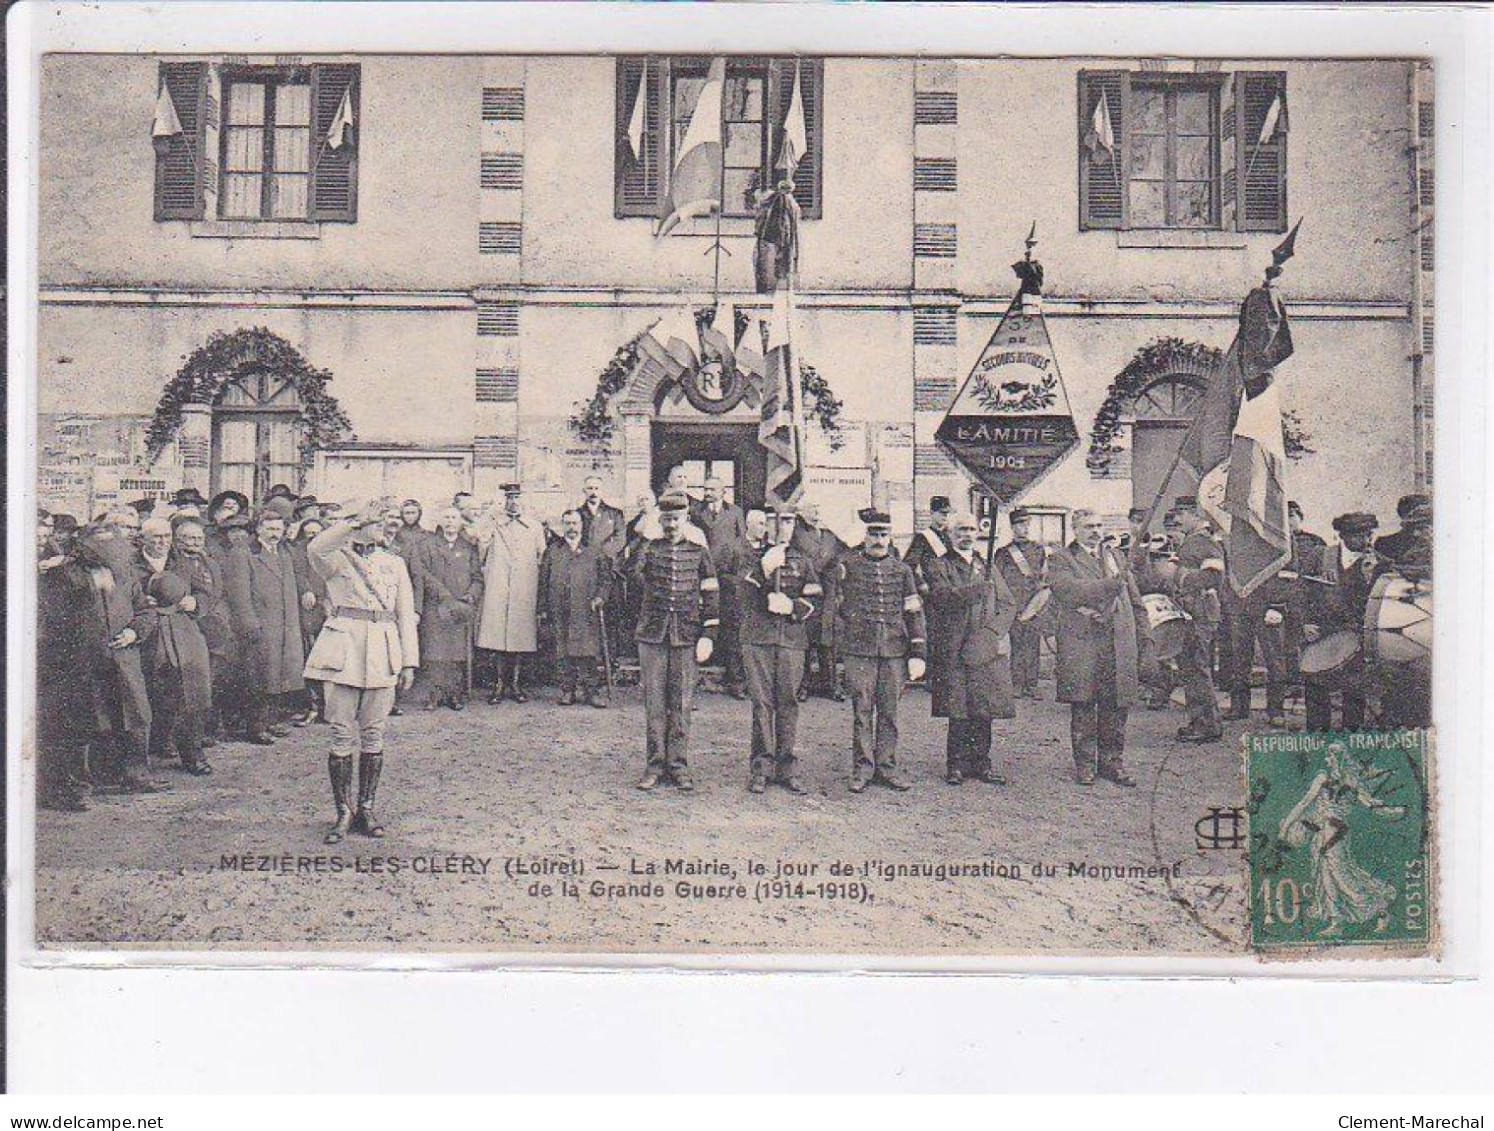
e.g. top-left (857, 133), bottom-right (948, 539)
top-left (351, 752), bottom-right (386, 838)
top-left (324, 755), bottom-right (354, 844)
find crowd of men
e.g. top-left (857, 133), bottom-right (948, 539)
top-left (36, 470), bottom-right (1433, 840)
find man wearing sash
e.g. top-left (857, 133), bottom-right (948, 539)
top-left (994, 505), bottom-right (1048, 700)
top-left (304, 502), bottom-right (419, 844)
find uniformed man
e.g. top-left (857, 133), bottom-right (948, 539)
top-left (1281, 501), bottom-right (1328, 699)
top-left (925, 512), bottom-right (1019, 786)
top-left (792, 500), bottom-right (846, 702)
top-left (903, 495), bottom-right (952, 586)
top-left (1168, 498), bottom-right (1225, 743)
top-left (1303, 511), bottom-right (1383, 731)
top-left (832, 507), bottom-right (927, 793)
top-left (1047, 509), bottom-right (1145, 786)
top-left (692, 476), bottom-right (748, 698)
top-left (630, 489), bottom-right (720, 792)
top-left (994, 505), bottom-right (1048, 700)
top-left (1374, 494), bottom-right (1432, 582)
top-left (739, 507), bottom-right (821, 793)
top-left (304, 502), bottom-right (420, 844)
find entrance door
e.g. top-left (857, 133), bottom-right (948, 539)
top-left (1130, 377), bottom-right (1206, 518)
top-left (212, 371), bottom-right (303, 499)
top-left (650, 421), bottom-right (766, 510)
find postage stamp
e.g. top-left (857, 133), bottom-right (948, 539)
top-left (1247, 730), bottom-right (1432, 952)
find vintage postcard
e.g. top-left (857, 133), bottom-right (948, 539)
top-left (24, 41), bottom-right (1445, 962)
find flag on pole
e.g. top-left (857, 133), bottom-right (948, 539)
top-left (657, 58), bottom-right (724, 238)
top-left (759, 289), bottom-right (805, 506)
top-left (1257, 89), bottom-right (1288, 145)
top-left (1223, 350), bottom-right (1291, 598)
top-left (700, 302), bottom-right (736, 373)
top-left (152, 82), bottom-right (183, 140)
top-left (1086, 92), bottom-right (1115, 163)
top-left (327, 87), bottom-right (355, 150)
top-left (632, 305), bottom-right (701, 394)
top-left (625, 65), bottom-right (647, 162)
top-left (778, 60), bottom-right (808, 174)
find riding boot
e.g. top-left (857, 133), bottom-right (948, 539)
top-left (324, 755), bottom-right (354, 844)
top-left (351, 752), bottom-right (386, 838)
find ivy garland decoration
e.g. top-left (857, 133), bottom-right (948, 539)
top-left (145, 327), bottom-right (354, 466)
top-left (568, 316), bottom-right (846, 451)
top-left (1086, 336), bottom-right (1312, 476)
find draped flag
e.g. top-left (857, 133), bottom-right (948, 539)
top-left (936, 247), bottom-right (1078, 503)
top-left (1085, 90), bottom-right (1115, 163)
top-left (625, 65), bottom-right (647, 162)
top-left (759, 289), bottom-right (805, 506)
top-left (327, 87), bottom-right (356, 150)
top-left (700, 302), bottom-right (736, 374)
top-left (152, 82), bottom-right (183, 141)
top-left (633, 305), bottom-right (701, 392)
top-left (657, 58), bottom-right (725, 238)
top-left (778, 60), bottom-right (808, 174)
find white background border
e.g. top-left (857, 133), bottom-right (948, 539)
top-left (7, 1), bottom-right (1491, 1092)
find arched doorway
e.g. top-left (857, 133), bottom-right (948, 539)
top-left (1130, 375), bottom-right (1207, 516)
top-left (212, 370), bottom-right (304, 500)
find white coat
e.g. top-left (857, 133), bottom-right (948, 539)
top-left (476, 516), bottom-right (546, 653)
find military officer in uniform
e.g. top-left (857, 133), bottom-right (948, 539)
top-left (739, 507), bottom-right (822, 794)
top-left (1303, 512), bottom-right (1383, 731)
top-left (925, 512), bottom-right (1019, 786)
top-left (630, 489), bottom-right (720, 792)
top-left (904, 495), bottom-right (952, 584)
top-left (304, 502), bottom-right (420, 844)
top-left (832, 508), bottom-right (927, 792)
top-left (994, 505), bottom-right (1048, 700)
top-left (1169, 498), bottom-right (1226, 743)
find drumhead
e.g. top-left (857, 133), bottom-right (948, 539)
top-left (1300, 630), bottom-right (1361, 675)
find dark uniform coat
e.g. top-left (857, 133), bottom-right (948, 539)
top-left (228, 540), bottom-right (306, 696)
top-left (830, 550), bottom-right (926, 660)
top-left (923, 552), bottom-right (1017, 720)
top-left (415, 534), bottom-right (485, 663)
top-left (739, 543), bottom-right (821, 649)
top-left (632, 538), bottom-right (720, 645)
top-left (791, 521), bottom-right (847, 648)
top-left (902, 527), bottom-right (948, 593)
top-left (1047, 542), bottom-right (1143, 706)
top-left (541, 537), bottom-right (611, 658)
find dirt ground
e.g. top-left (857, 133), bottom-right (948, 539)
top-left (34, 677), bottom-right (1261, 956)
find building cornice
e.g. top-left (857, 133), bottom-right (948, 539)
top-left (38, 284), bottom-right (1411, 321)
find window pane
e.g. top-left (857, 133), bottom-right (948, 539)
top-left (1175, 181), bottom-right (1214, 227)
top-left (724, 121), bottom-right (763, 168)
top-left (274, 126), bottom-right (311, 173)
top-left (225, 127), bottom-right (264, 172)
top-left (1176, 134), bottom-right (1213, 181)
top-left (271, 174), bottom-right (308, 218)
top-left (723, 167), bottom-right (760, 215)
top-left (227, 82), bottom-right (266, 126)
top-left (276, 82), bottom-right (312, 128)
top-left (1176, 90), bottom-right (1213, 134)
top-left (1128, 179), bottom-right (1167, 227)
top-left (723, 75), bottom-right (764, 121)
top-left (1132, 87), bottom-right (1165, 134)
top-left (1129, 133), bottom-right (1166, 180)
top-left (222, 173), bottom-right (264, 218)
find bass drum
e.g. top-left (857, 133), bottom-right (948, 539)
top-left (1299, 630), bottom-right (1362, 689)
top-left (1364, 573), bottom-right (1432, 675)
top-left (1140, 592), bottom-right (1191, 661)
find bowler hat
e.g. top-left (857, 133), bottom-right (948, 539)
top-left (172, 487), bottom-right (209, 507)
top-left (1332, 512), bottom-right (1378, 536)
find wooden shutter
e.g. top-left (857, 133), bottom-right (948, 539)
top-left (1078, 70), bottom-right (1127, 230)
top-left (1236, 71), bottom-right (1287, 232)
top-left (773, 57), bottom-right (823, 219)
top-left (310, 63), bottom-right (359, 222)
top-left (153, 62), bottom-right (208, 221)
top-left (615, 56), bottom-right (664, 218)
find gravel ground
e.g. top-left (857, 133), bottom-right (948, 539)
top-left (34, 680), bottom-right (1258, 956)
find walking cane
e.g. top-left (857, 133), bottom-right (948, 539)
top-left (598, 603), bottom-right (616, 702)
top-left (465, 622), bottom-right (473, 700)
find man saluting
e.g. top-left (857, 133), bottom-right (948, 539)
top-left (304, 500), bottom-right (419, 844)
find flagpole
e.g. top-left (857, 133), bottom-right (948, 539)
top-left (1138, 361), bottom-right (1231, 537)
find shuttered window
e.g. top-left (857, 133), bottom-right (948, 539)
top-left (1236, 71), bottom-right (1288, 232)
top-left (154, 62), bottom-right (209, 220)
top-left (615, 56), bottom-right (823, 222)
top-left (1080, 69), bottom-right (1283, 233)
top-left (156, 61), bottom-right (357, 223)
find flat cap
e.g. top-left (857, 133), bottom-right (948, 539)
top-left (658, 489), bottom-right (691, 513)
top-left (929, 496), bottom-right (952, 514)
top-left (1332, 511), bottom-right (1379, 535)
top-left (859, 507), bottom-right (892, 529)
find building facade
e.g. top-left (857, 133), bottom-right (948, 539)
top-left (38, 54), bottom-right (1432, 543)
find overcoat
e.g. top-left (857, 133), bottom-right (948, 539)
top-left (287, 537), bottom-right (329, 647)
top-left (415, 533), bottom-right (485, 663)
top-left (167, 548), bottom-right (229, 658)
top-left (1047, 542), bottom-right (1143, 706)
top-left (923, 552), bottom-right (1017, 720)
top-left (541, 538), bottom-right (611, 657)
top-left (142, 573), bottom-right (213, 716)
top-left (477, 517), bottom-right (546, 652)
top-left (577, 500), bottom-right (627, 559)
top-left (303, 524), bottom-right (420, 689)
top-left (228, 539), bottom-right (306, 696)
top-left (204, 524), bottom-right (252, 684)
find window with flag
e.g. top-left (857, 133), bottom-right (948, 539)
top-left (615, 56), bottom-right (823, 222)
top-left (1079, 70), bottom-right (1287, 233)
top-left (153, 61), bottom-right (359, 223)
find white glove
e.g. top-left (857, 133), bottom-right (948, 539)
top-left (1263, 608), bottom-right (1285, 627)
top-left (109, 628), bottom-right (138, 649)
top-left (695, 637), bottom-right (714, 664)
top-left (767, 591), bottom-right (793, 616)
top-left (1201, 557), bottom-right (1225, 573)
top-left (761, 544), bottom-right (788, 575)
top-left (907, 656), bottom-right (927, 682)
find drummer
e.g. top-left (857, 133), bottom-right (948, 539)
top-left (1126, 507), bottom-right (1178, 711)
top-left (1374, 494), bottom-right (1432, 583)
top-left (1302, 511), bottom-right (1383, 731)
top-left (1168, 498), bottom-right (1225, 744)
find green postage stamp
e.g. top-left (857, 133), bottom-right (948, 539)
top-left (1247, 731), bottom-right (1432, 953)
